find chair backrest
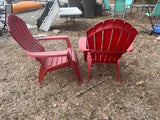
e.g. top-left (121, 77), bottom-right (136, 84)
top-left (104, 0), bottom-right (110, 10)
top-left (86, 19), bottom-right (138, 63)
top-left (115, 0), bottom-right (126, 12)
top-left (7, 14), bottom-right (45, 52)
top-left (125, 0), bottom-right (133, 9)
top-left (152, 0), bottom-right (160, 16)
top-left (7, 14), bottom-right (46, 63)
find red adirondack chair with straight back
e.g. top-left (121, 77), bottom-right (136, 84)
top-left (78, 19), bottom-right (138, 83)
top-left (7, 14), bottom-right (82, 84)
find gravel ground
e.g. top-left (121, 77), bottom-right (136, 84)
top-left (0, 1), bottom-right (160, 119)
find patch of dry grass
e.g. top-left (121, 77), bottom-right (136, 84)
top-left (0, 8), bottom-right (160, 119)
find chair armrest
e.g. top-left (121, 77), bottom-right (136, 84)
top-left (127, 44), bottom-right (133, 52)
top-left (78, 37), bottom-right (88, 52)
top-left (36, 35), bottom-right (71, 48)
top-left (27, 50), bottom-right (69, 58)
top-left (156, 36), bottom-right (160, 41)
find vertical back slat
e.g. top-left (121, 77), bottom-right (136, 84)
top-left (120, 22), bottom-right (133, 51)
top-left (122, 24), bottom-right (138, 50)
top-left (85, 18), bottom-right (138, 64)
top-left (102, 19), bottom-right (114, 62)
top-left (109, 19), bottom-right (125, 62)
top-left (94, 22), bottom-right (104, 62)
top-left (87, 27), bottom-right (96, 60)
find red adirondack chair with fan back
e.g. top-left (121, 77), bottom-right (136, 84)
top-left (78, 19), bottom-right (138, 83)
top-left (7, 14), bottom-right (82, 84)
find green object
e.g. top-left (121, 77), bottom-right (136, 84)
top-left (104, 0), bottom-right (110, 10)
top-left (152, 1), bottom-right (160, 16)
top-left (114, 0), bottom-right (126, 12)
top-left (112, 0), bottom-right (126, 19)
top-left (125, 0), bottom-right (133, 9)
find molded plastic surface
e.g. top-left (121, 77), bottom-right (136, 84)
top-left (79, 19), bottom-right (138, 83)
top-left (7, 14), bottom-right (82, 84)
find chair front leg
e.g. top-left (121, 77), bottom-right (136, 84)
top-left (71, 61), bottom-right (83, 84)
top-left (38, 65), bottom-right (47, 85)
top-left (84, 51), bottom-right (88, 61)
top-left (87, 52), bottom-right (92, 82)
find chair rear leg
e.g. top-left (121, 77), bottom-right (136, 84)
top-left (116, 60), bottom-right (120, 83)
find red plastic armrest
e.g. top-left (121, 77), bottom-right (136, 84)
top-left (127, 44), bottom-right (133, 52)
top-left (36, 35), bottom-right (71, 48)
top-left (156, 36), bottom-right (160, 41)
top-left (78, 37), bottom-right (88, 52)
top-left (27, 50), bottom-right (69, 58)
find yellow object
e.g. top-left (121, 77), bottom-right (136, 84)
top-left (13, 1), bottom-right (43, 14)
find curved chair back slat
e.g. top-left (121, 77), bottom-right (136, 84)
top-left (86, 19), bottom-right (138, 63)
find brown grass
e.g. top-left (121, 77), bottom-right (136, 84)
top-left (0, 7), bottom-right (160, 119)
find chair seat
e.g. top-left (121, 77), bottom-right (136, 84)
top-left (43, 48), bottom-right (77, 68)
top-left (45, 56), bottom-right (69, 68)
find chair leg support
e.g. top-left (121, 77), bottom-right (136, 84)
top-left (71, 62), bottom-right (82, 84)
top-left (116, 60), bottom-right (120, 83)
top-left (38, 65), bottom-right (46, 85)
top-left (87, 53), bottom-right (92, 82)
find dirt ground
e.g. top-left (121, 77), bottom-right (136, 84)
top-left (1, 3), bottom-right (160, 120)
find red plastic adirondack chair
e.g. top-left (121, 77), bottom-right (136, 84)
top-left (78, 19), bottom-right (138, 83)
top-left (7, 14), bottom-right (82, 84)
